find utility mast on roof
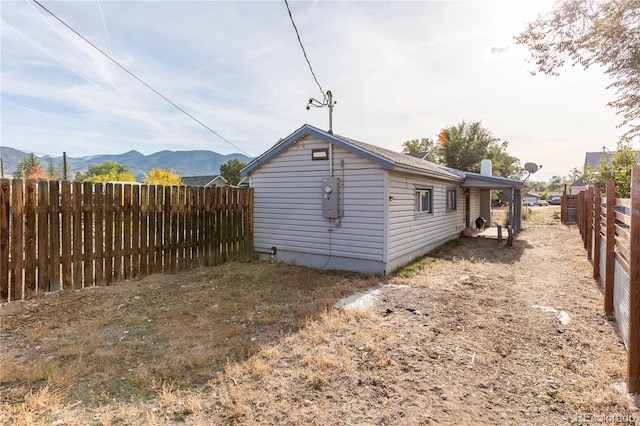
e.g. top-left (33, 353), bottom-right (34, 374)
top-left (307, 90), bottom-right (336, 134)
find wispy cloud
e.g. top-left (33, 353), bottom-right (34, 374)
top-left (491, 46), bottom-right (511, 54)
top-left (0, 0), bottom-right (624, 179)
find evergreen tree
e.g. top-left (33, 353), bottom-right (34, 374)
top-left (12, 153), bottom-right (40, 180)
top-left (220, 159), bottom-right (247, 186)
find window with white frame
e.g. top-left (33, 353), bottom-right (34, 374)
top-left (446, 188), bottom-right (457, 210)
top-left (415, 187), bottom-right (433, 214)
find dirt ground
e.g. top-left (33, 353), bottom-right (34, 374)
top-left (1, 206), bottom-right (639, 425)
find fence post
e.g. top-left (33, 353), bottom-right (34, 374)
top-left (593, 183), bottom-right (601, 280)
top-left (605, 179), bottom-right (615, 316)
top-left (563, 184), bottom-right (569, 223)
top-left (49, 181), bottom-right (60, 291)
top-left (37, 180), bottom-right (50, 292)
top-left (83, 182), bottom-right (94, 287)
top-left (586, 187), bottom-right (593, 259)
top-left (61, 181), bottom-right (71, 290)
top-left (72, 181), bottom-right (83, 289)
top-left (628, 166), bottom-right (640, 393)
top-left (577, 191), bottom-right (583, 239)
top-left (0, 179), bottom-right (10, 300)
top-left (24, 179), bottom-right (37, 295)
top-left (10, 179), bottom-right (24, 301)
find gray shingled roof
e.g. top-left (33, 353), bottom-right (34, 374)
top-left (182, 175), bottom-right (221, 186)
top-left (336, 134), bottom-right (462, 180)
top-left (584, 151), bottom-right (615, 167)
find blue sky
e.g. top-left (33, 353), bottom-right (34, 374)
top-left (1, 0), bottom-right (625, 181)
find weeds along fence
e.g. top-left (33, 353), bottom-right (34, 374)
top-left (0, 179), bottom-right (254, 303)
top-left (567, 167), bottom-right (640, 393)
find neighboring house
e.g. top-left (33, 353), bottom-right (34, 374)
top-left (181, 175), bottom-right (228, 188)
top-left (405, 152), bottom-right (432, 161)
top-left (548, 191), bottom-right (563, 200)
top-left (584, 150), bottom-right (640, 167)
top-left (237, 176), bottom-right (250, 188)
top-left (570, 178), bottom-right (587, 195)
top-left (585, 151), bottom-right (616, 167)
top-left (240, 124), bottom-right (523, 274)
top-left (523, 192), bottom-right (540, 205)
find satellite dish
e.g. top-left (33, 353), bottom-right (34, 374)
top-left (524, 162), bottom-right (539, 174)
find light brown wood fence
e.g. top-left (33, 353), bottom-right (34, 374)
top-left (566, 167), bottom-right (639, 393)
top-left (0, 179), bottom-right (253, 302)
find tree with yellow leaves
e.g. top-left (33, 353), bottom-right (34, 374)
top-left (143, 168), bottom-right (183, 186)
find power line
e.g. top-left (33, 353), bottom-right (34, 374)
top-left (283, 0), bottom-right (326, 103)
top-left (31, 0), bottom-right (251, 157)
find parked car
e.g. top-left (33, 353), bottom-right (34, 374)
top-left (536, 200), bottom-right (549, 206)
top-left (549, 197), bottom-right (562, 205)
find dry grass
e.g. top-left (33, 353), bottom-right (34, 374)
top-left (0, 261), bottom-right (377, 424)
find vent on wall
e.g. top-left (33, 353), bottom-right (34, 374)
top-left (312, 149), bottom-right (329, 160)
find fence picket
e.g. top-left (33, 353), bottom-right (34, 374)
top-left (37, 180), bottom-right (50, 292)
top-left (139, 185), bottom-right (148, 278)
top-left (83, 182), bottom-right (93, 287)
top-left (169, 186), bottom-right (178, 273)
top-left (132, 185), bottom-right (140, 279)
top-left (61, 181), bottom-right (71, 289)
top-left (113, 184), bottom-right (123, 282)
top-left (123, 184), bottom-right (132, 279)
top-left (204, 187), bottom-right (212, 265)
top-left (0, 180), bottom-right (9, 300)
top-left (95, 184), bottom-right (104, 285)
top-left (49, 181), bottom-right (60, 291)
top-left (185, 186), bottom-right (194, 267)
top-left (178, 186), bottom-right (186, 271)
top-left (10, 180), bottom-right (23, 300)
top-left (163, 186), bottom-right (171, 273)
top-left (155, 186), bottom-right (164, 274)
top-left (10, 180), bottom-right (24, 301)
top-left (24, 180), bottom-right (37, 295)
top-left (72, 182), bottom-right (83, 289)
top-left (148, 185), bottom-right (158, 274)
top-left (104, 184), bottom-right (114, 284)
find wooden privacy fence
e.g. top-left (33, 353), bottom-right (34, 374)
top-left (567, 168), bottom-right (639, 393)
top-left (0, 179), bottom-right (253, 302)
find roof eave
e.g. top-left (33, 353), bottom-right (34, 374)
top-left (393, 164), bottom-right (464, 182)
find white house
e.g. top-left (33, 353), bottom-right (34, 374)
top-left (241, 124), bottom-right (523, 274)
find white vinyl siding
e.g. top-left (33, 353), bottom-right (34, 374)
top-left (387, 171), bottom-right (464, 263)
top-left (469, 188), bottom-right (482, 225)
top-left (251, 136), bottom-right (385, 262)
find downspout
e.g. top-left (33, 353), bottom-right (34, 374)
top-left (329, 143), bottom-right (333, 177)
top-left (328, 90), bottom-right (334, 177)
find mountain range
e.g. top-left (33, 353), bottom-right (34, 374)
top-left (0, 146), bottom-right (253, 181)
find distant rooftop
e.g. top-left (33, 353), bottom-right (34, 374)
top-left (584, 151), bottom-right (615, 167)
top-left (182, 175), bottom-right (227, 187)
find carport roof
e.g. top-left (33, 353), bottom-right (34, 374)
top-left (459, 172), bottom-right (524, 190)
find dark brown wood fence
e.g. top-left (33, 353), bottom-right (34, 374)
top-left (566, 168), bottom-right (639, 393)
top-left (0, 179), bottom-right (253, 302)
